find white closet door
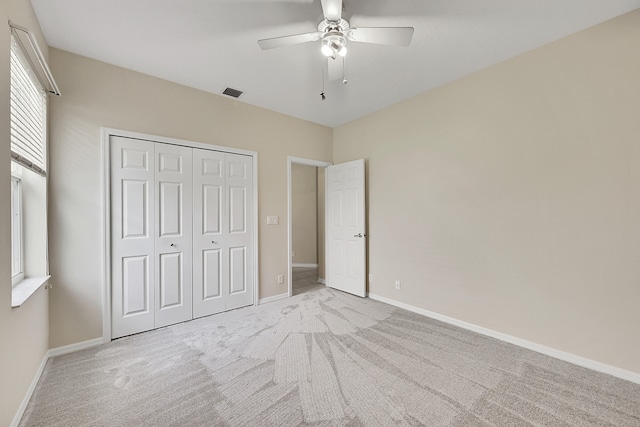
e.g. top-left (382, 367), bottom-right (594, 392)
top-left (192, 148), bottom-right (226, 318)
top-left (111, 136), bottom-right (156, 338)
top-left (225, 153), bottom-right (254, 311)
top-left (110, 134), bottom-right (254, 338)
top-left (154, 143), bottom-right (193, 328)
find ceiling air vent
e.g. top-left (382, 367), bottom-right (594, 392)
top-left (222, 87), bottom-right (243, 98)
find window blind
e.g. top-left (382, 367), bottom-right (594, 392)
top-left (10, 37), bottom-right (47, 177)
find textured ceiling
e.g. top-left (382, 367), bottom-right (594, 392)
top-left (31, 0), bottom-right (640, 127)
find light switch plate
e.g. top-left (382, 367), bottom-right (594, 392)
top-left (267, 215), bottom-right (279, 225)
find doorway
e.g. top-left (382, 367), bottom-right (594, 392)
top-left (287, 157), bottom-right (367, 298)
top-left (287, 157), bottom-right (331, 297)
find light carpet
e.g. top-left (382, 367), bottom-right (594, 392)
top-left (20, 286), bottom-right (640, 426)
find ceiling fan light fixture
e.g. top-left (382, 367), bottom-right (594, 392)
top-left (321, 40), bottom-right (334, 57)
top-left (321, 34), bottom-right (347, 57)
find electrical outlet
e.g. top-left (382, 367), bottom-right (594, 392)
top-left (277, 274), bottom-right (284, 284)
top-left (267, 216), bottom-right (279, 225)
top-left (292, 250), bottom-right (296, 257)
top-left (369, 274), bottom-right (373, 283)
top-left (394, 280), bottom-right (401, 290)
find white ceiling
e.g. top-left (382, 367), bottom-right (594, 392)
top-left (31, 0), bottom-right (640, 128)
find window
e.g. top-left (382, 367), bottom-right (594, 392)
top-left (10, 34), bottom-right (46, 287)
top-left (9, 29), bottom-right (51, 305)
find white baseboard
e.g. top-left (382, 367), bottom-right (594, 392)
top-left (259, 293), bottom-right (289, 305)
top-left (11, 337), bottom-right (106, 427)
top-left (10, 351), bottom-right (49, 427)
top-left (47, 337), bottom-right (105, 358)
top-left (368, 293), bottom-right (640, 385)
top-left (317, 278), bottom-right (326, 285)
top-left (292, 263), bottom-right (318, 268)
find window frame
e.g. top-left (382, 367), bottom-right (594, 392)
top-left (11, 168), bottom-right (24, 286)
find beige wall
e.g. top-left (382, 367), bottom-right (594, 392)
top-left (0, 1), bottom-right (50, 425)
top-left (334, 10), bottom-right (640, 374)
top-left (47, 49), bottom-right (332, 348)
top-left (292, 164), bottom-right (317, 265)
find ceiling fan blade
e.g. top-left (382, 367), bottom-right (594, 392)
top-left (320, 0), bottom-right (342, 21)
top-left (327, 55), bottom-right (344, 82)
top-left (347, 27), bottom-right (414, 47)
top-left (258, 31), bottom-right (321, 50)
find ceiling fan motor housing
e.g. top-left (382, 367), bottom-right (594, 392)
top-left (318, 18), bottom-right (349, 33)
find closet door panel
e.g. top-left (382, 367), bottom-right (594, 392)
top-left (122, 255), bottom-right (150, 314)
top-left (203, 184), bottom-right (222, 234)
top-left (122, 180), bottom-right (149, 238)
top-left (225, 153), bottom-right (254, 310)
top-left (202, 249), bottom-right (222, 299)
top-left (229, 246), bottom-right (246, 294)
top-left (111, 136), bottom-right (156, 338)
top-left (154, 143), bottom-right (193, 328)
top-left (159, 252), bottom-right (183, 308)
top-left (193, 149), bottom-right (226, 318)
top-left (229, 186), bottom-right (247, 233)
top-left (159, 182), bottom-right (182, 236)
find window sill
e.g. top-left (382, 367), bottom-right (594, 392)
top-left (11, 275), bottom-right (50, 308)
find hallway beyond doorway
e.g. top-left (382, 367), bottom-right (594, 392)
top-left (292, 267), bottom-right (323, 296)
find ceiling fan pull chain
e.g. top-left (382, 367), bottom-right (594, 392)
top-left (343, 56), bottom-right (347, 85)
top-left (320, 64), bottom-right (326, 101)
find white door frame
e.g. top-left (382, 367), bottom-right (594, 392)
top-left (287, 157), bottom-right (332, 297)
top-left (102, 127), bottom-right (259, 342)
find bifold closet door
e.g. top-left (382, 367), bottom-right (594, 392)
top-left (112, 136), bottom-right (254, 338)
top-left (111, 138), bottom-right (193, 338)
top-left (193, 149), bottom-right (254, 318)
top-left (154, 143), bottom-right (193, 328)
top-left (192, 149), bottom-right (226, 318)
top-left (225, 153), bottom-right (254, 311)
top-left (111, 137), bottom-right (156, 338)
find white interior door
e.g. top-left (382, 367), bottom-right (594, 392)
top-left (154, 143), bottom-right (193, 328)
top-left (326, 159), bottom-right (366, 297)
top-left (192, 148), bottom-right (226, 318)
top-left (225, 153), bottom-right (255, 311)
top-left (111, 136), bottom-right (156, 338)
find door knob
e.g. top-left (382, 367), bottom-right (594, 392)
top-left (354, 233), bottom-right (365, 238)
top-left (211, 240), bottom-right (217, 244)
top-left (170, 243), bottom-right (175, 247)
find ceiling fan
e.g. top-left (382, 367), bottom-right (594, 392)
top-left (257, 0), bottom-right (414, 83)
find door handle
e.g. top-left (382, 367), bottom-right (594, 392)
top-left (354, 233), bottom-right (366, 238)
top-left (170, 243), bottom-right (175, 247)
